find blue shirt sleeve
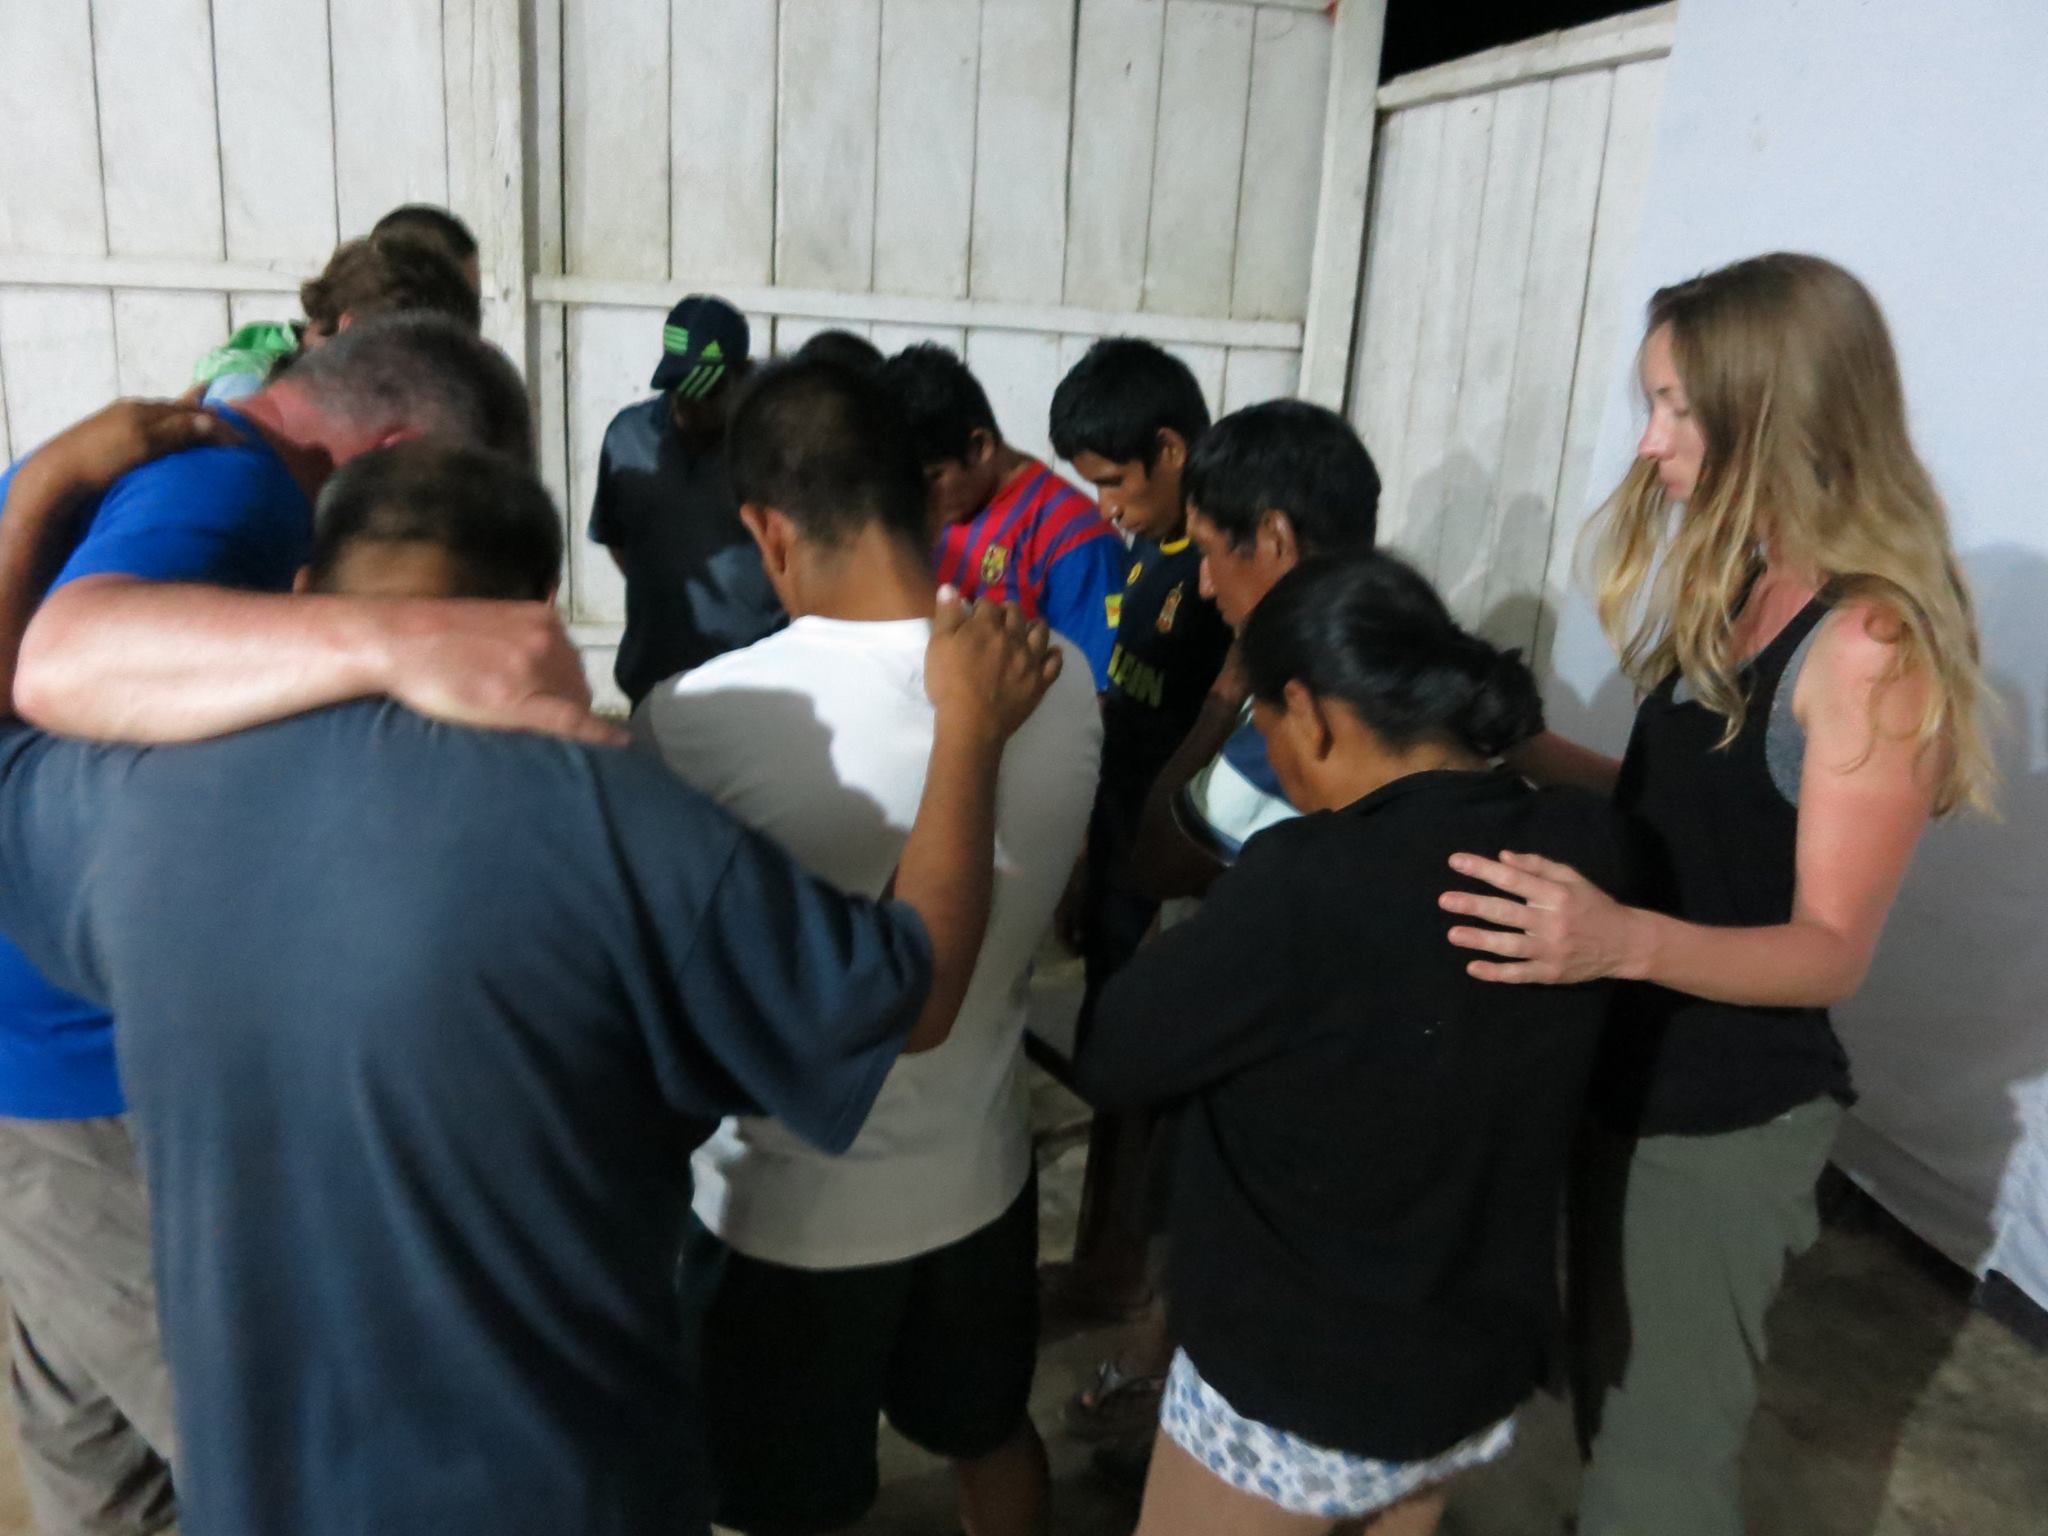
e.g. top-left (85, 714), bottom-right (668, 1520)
top-left (0, 726), bottom-right (111, 1006)
top-left (52, 441), bottom-right (312, 593)
top-left (1041, 530), bottom-right (1124, 689)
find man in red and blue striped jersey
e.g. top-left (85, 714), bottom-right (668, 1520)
top-left (879, 344), bottom-right (1123, 688)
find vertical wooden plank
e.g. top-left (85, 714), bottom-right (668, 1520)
top-left (564, 0), bottom-right (670, 279)
top-left (1541, 55), bottom-right (1668, 664)
top-left (444, 0), bottom-right (530, 367)
top-left (0, 290), bottom-right (120, 452)
top-left (871, 322), bottom-right (968, 357)
top-left (1478, 69), bottom-right (1614, 652)
top-left (530, 0), bottom-right (572, 513)
top-left (565, 305), bottom-right (661, 625)
top-left (964, 328), bottom-right (1064, 465)
top-left (331, 0), bottom-right (450, 236)
top-left (1231, 7), bottom-right (1331, 323)
top-left (0, 8), bottom-right (108, 256)
top-left (874, 0), bottom-right (978, 299)
top-left (1163, 342), bottom-right (1227, 418)
top-left (1433, 79), bottom-right (1549, 625)
top-left (113, 292), bottom-right (232, 399)
top-left (1347, 105), bottom-right (1444, 549)
top-left (776, 0), bottom-right (882, 291)
top-left (1386, 95), bottom-right (1493, 567)
top-left (1062, 0), bottom-right (1166, 313)
top-left (1220, 347), bottom-right (1299, 413)
top-left (0, 343), bottom-right (11, 463)
top-left (1143, 1), bottom-right (1254, 317)
top-left (92, 0), bottom-right (224, 259)
top-left (214, 0), bottom-right (339, 265)
top-left (671, 0), bottom-right (778, 287)
top-left (1297, 0), bottom-right (1388, 407)
top-left (969, 0), bottom-right (1077, 305)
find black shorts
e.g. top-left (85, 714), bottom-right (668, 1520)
top-left (685, 1172), bottom-right (1040, 1535)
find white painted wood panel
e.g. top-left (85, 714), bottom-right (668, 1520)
top-left (1232, 6), bottom-right (1331, 322)
top-left (1542, 55), bottom-right (1666, 661)
top-left (114, 291), bottom-right (232, 399)
top-left (0, 8), bottom-right (108, 257)
top-left (531, 0), bottom-right (570, 511)
top-left (444, 0), bottom-right (530, 365)
top-left (965, 328), bottom-right (1064, 464)
top-left (564, 0), bottom-right (670, 280)
top-left (1348, 105), bottom-right (1444, 547)
top-left (775, 0), bottom-right (881, 291)
top-left (874, 0), bottom-right (978, 299)
top-left (0, 349), bottom-right (11, 463)
top-left (1062, 0), bottom-right (1167, 313)
top-left (1477, 69), bottom-right (1612, 650)
top-left (229, 292), bottom-right (299, 335)
top-left (92, 0), bottom-right (224, 260)
top-left (331, 0), bottom-right (451, 236)
top-left (772, 317), bottom-right (875, 356)
top-left (213, 0), bottom-right (339, 265)
top-left (1385, 95), bottom-right (1492, 566)
top-left (671, 0), bottom-right (778, 287)
top-left (871, 322), bottom-right (968, 357)
top-left (565, 306), bottom-right (659, 624)
top-left (1296, 0), bottom-right (1387, 406)
top-left (969, 0), bottom-right (1077, 305)
top-left (1220, 346), bottom-right (1300, 413)
top-left (1144, 1), bottom-right (1255, 317)
top-left (1433, 78), bottom-right (1549, 625)
top-left (0, 289), bottom-right (120, 453)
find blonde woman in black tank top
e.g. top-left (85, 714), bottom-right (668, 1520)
top-left (1433, 255), bottom-right (1993, 1536)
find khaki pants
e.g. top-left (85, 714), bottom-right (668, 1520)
top-left (0, 1117), bottom-right (177, 1536)
top-left (1571, 1098), bottom-right (1842, 1536)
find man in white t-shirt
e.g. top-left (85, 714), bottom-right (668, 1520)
top-left (635, 357), bottom-right (1100, 1536)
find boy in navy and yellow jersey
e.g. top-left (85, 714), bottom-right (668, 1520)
top-left (879, 344), bottom-right (1124, 688)
top-left (1042, 340), bottom-right (1231, 1327)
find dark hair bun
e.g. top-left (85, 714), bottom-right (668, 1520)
top-left (1450, 640), bottom-right (1546, 758)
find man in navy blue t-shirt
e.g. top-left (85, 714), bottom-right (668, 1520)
top-left (0, 432), bottom-right (1062, 1535)
top-left (0, 317), bottom-right (589, 1536)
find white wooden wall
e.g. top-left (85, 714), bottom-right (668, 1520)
top-left (0, 1), bottom-right (525, 465)
top-left (1347, 5), bottom-right (1675, 663)
top-left (543, 0), bottom-right (1338, 654)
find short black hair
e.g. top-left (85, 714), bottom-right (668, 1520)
top-left (1182, 399), bottom-right (1379, 556)
top-left (727, 357), bottom-right (929, 548)
top-left (1241, 553), bottom-right (1544, 759)
top-left (308, 440), bottom-right (562, 600)
top-left (793, 329), bottom-right (885, 374)
top-left (875, 343), bottom-right (999, 465)
top-left (1048, 338), bottom-right (1211, 466)
top-left (300, 238), bottom-right (480, 336)
top-left (288, 313), bottom-right (535, 465)
top-left (370, 204), bottom-right (479, 263)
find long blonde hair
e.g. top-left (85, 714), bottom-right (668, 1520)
top-left (1591, 252), bottom-right (1994, 815)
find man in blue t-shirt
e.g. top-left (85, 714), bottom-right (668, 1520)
top-left (0, 433), bottom-right (1057, 1536)
top-left (0, 316), bottom-right (596, 1536)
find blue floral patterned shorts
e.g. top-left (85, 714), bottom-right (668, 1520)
top-left (1159, 1348), bottom-right (1517, 1519)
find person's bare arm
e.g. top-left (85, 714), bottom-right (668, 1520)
top-left (1503, 729), bottom-right (1624, 798)
top-left (16, 579), bottom-right (621, 746)
top-left (894, 593), bottom-right (1062, 1054)
top-left (0, 400), bottom-right (233, 720)
top-left (1124, 660), bottom-right (1247, 902)
top-left (1442, 607), bottom-right (1938, 1007)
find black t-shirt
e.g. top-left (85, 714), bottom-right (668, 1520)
top-left (589, 396), bottom-right (786, 705)
top-left (1077, 770), bottom-right (1624, 1459)
top-left (1598, 594), bottom-right (1853, 1135)
top-left (0, 703), bottom-right (931, 1536)
top-left (1099, 534), bottom-right (1232, 824)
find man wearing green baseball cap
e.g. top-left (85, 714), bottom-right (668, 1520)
top-left (590, 295), bottom-right (784, 705)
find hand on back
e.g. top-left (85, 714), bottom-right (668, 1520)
top-left (924, 586), bottom-right (1063, 744)
top-left (26, 394), bottom-right (237, 501)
